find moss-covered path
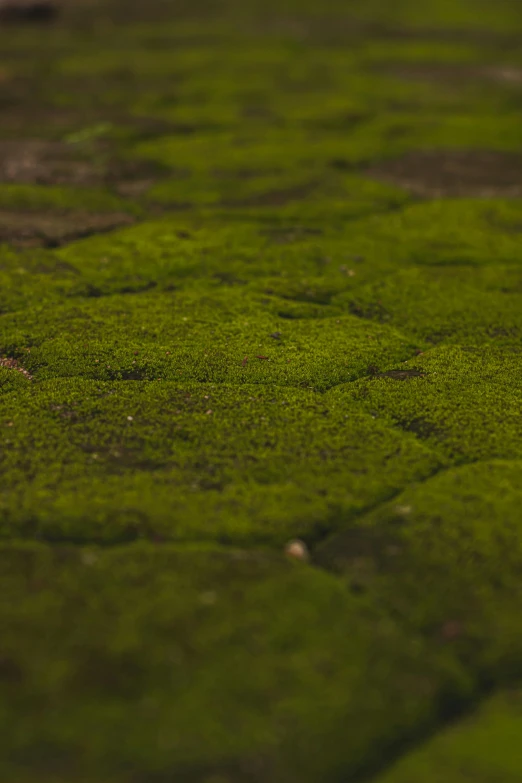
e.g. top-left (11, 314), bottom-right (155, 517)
top-left (1, 0), bottom-right (522, 780)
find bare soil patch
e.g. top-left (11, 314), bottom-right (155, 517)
top-left (0, 139), bottom-right (163, 193)
top-left (0, 209), bottom-right (134, 247)
top-left (381, 63), bottom-right (522, 87)
top-left (0, 140), bottom-right (104, 187)
top-left (0, 0), bottom-right (57, 23)
top-left (0, 356), bottom-right (32, 379)
top-left (366, 149), bottom-right (522, 198)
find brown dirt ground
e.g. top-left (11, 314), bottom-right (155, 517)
top-left (366, 149), bottom-right (522, 197)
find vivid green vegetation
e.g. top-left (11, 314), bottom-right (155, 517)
top-left (1, 0), bottom-right (522, 779)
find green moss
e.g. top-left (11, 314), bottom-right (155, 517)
top-left (132, 111), bottom-right (522, 176)
top-left (316, 458), bottom-right (522, 685)
top-left (0, 378), bottom-right (442, 544)
top-left (376, 689), bottom-right (522, 782)
top-left (328, 345), bottom-right (522, 462)
top-left (331, 200), bottom-right (522, 272)
top-left (0, 366), bottom-right (28, 394)
top-left (1, 285), bottom-right (420, 387)
top-left (0, 542), bottom-right (471, 783)
top-left (6, 195), bottom-right (513, 323)
top-left (0, 246), bottom-right (67, 313)
top-left (1, 0), bottom-right (522, 777)
top-left (335, 265), bottom-right (522, 347)
top-left (350, 0), bottom-right (522, 33)
top-left (146, 171), bottom-right (410, 216)
top-left (0, 184), bottom-right (139, 214)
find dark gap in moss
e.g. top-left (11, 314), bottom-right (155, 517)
top-left (374, 368), bottom-right (426, 380)
top-left (307, 111), bottom-right (372, 132)
top-left (349, 300), bottom-right (392, 323)
top-left (220, 181), bottom-right (319, 208)
top-left (259, 225), bottom-right (324, 244)
top-left (343, 684), bottom-right (493, 783)
top-left (276, 291), bottom-right (335, 306)
top-left (310, 456), bottom-right (469, 562)
top-left (211, 272), bottom-right (248, 286)
top-left (396, 415), bottom-right (445, 441)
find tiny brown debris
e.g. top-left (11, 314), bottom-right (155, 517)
top-left (340, 265), bottom-right (356, 276)
top-left (0, 356), bottom-right (32, 380)
top-left (284, 539), bottom-right (310, 563)
top-left (441, 620), bottom-right (464, 641)
top-left (489, 67), bottom-right (522, 84)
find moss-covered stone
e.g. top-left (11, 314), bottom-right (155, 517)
top-left (376, 689), bottom-right (522, 783)
top-left (1, 0), bottom-right (522, 777)
top-left (0, 542), bottom-right (473, 783)
top-left (0, 378), bottom-right (443, 544)
top-left (328, 345), bottom-right (522, 461)
top-left (316, 460), bottom-right (522, 665)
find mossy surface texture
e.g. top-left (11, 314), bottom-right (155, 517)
top-left (1, 0), bottom-right (522, 780)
